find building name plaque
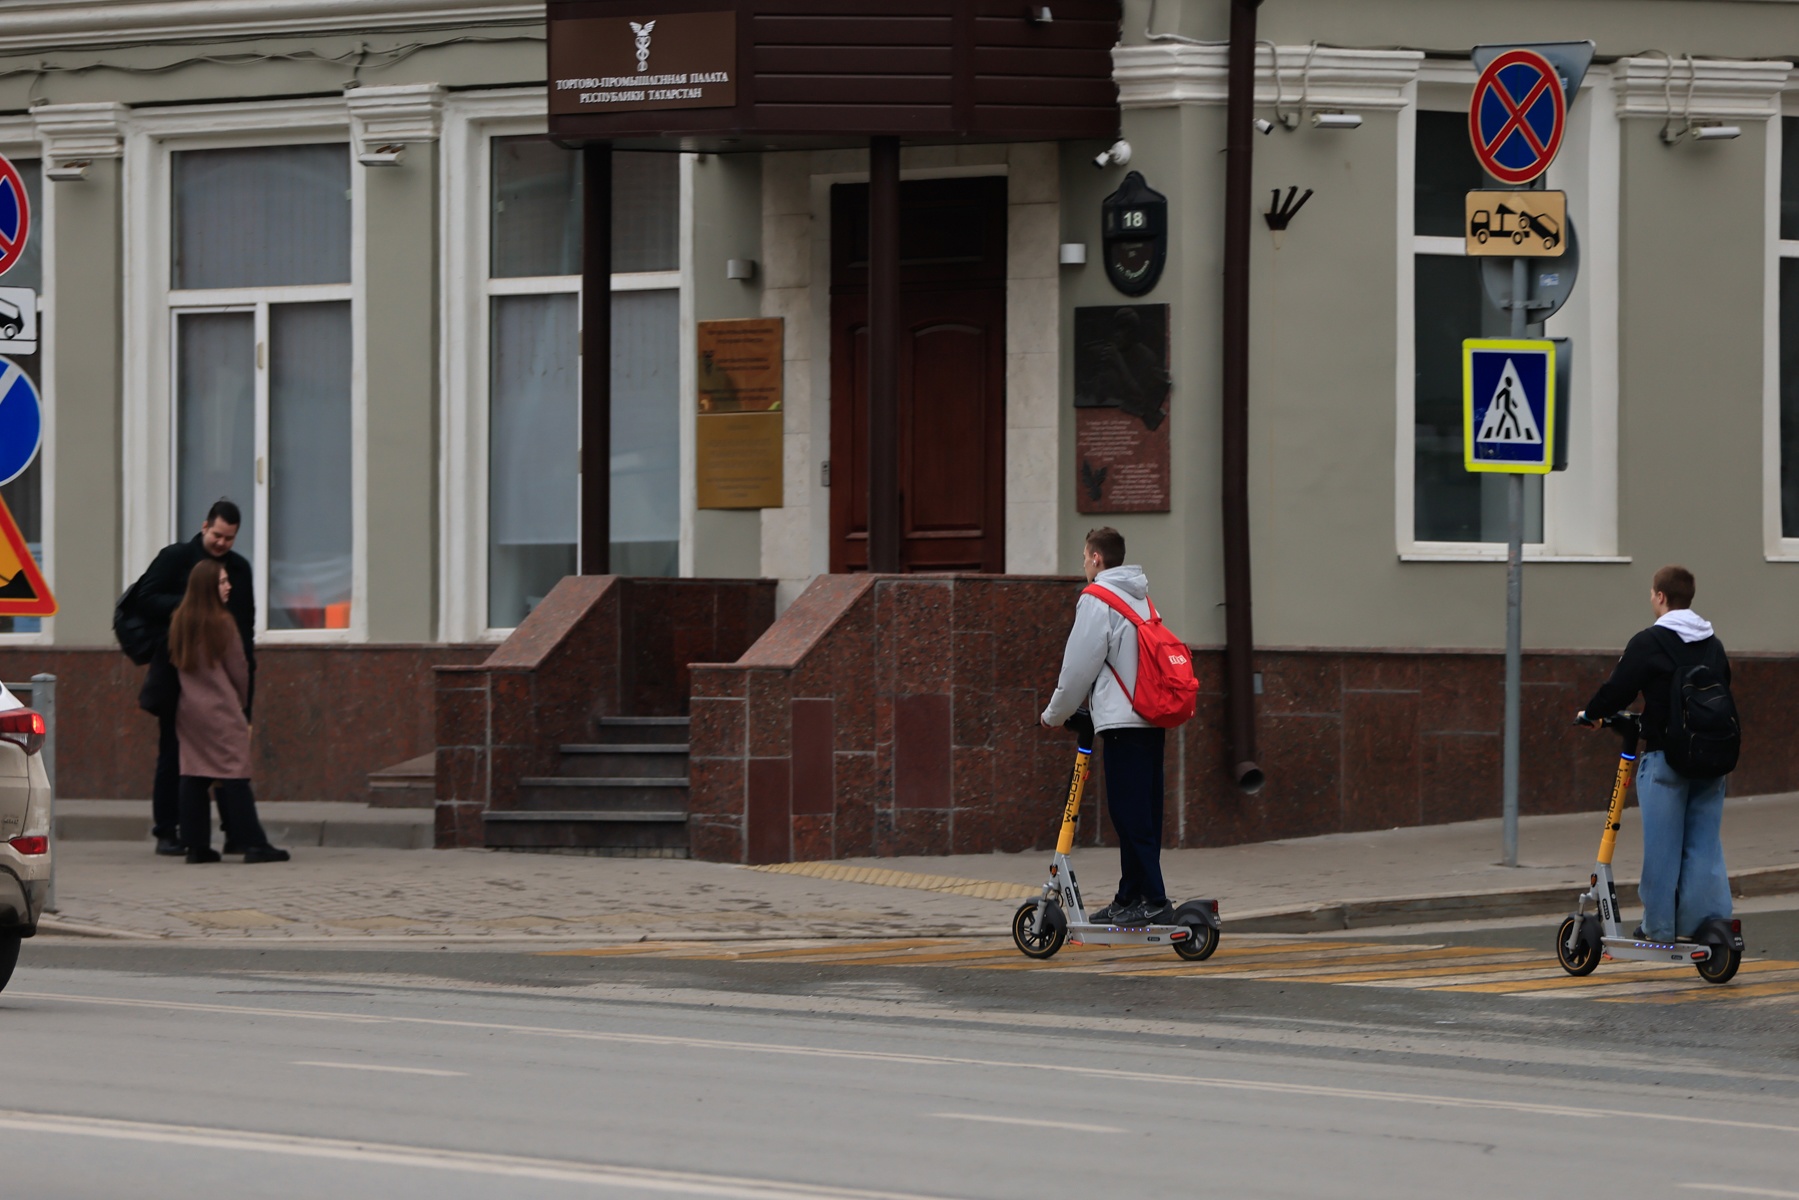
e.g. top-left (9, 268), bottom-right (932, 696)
top-left (550, 11), bottom-right (737, 116)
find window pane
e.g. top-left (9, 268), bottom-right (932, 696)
top-left (1413, 255), bottom-right (1543, 543)
top-left (177, 312), bottom-right (257, 565)
top-left (268, 302), bottom-right (352, 630)
top-left (1781, 117), bottom-right (1798, 243)
top-left (489, 293), bottom-right (579, 627)
top-left (173, 145), bottom-right (350, 289)
top-left (611, 289), bottom-right (679, 577)
top-left (492, 137), bottom-right (582, 278)
top-left (491, 140), bottom-right (679, 278)
top-left (1415, 110), bottom-right (1486, 238)
top-left (0, 161), bottom-right (43, 633)
top-left (1781, 257), bottom-right (1799, 537)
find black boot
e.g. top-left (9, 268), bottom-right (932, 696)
top-left (185, 846), bottom-right (221, 864)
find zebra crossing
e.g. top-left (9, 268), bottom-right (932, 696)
top-left (546, 935), bottom-right (1799, 1006)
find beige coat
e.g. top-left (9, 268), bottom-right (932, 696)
top-left (176, 634), bottom-right (252, 779)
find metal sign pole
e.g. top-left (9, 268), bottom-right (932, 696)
top-left (1502, 256), bottom-right (1526, 868)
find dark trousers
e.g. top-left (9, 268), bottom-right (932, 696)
top-left (1101, 726), bottom-right (1168, 906)
top-left (178, 776), bottom-right (267, 854)
top-left (155, 710), bottom-right (235, 844)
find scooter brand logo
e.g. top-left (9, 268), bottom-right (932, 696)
top-left (630, 20), bottom-right (656, 72)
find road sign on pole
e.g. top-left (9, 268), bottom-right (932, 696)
top-left (0, 154), bottom-right (29, 279)
top-left (1469, 49), bottom-right (1567, 185)
top-left (0, 356), bottom-right (41, 487)
top-left (1465, 189), bottom-right (1565, 257)
top-left (1463, 339), bottom-right (1557, 473)
top-left (0, 495), bottom-right (51, 617)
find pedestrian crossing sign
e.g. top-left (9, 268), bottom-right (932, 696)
top-left (1463, 338), bottom-right (1556, 474)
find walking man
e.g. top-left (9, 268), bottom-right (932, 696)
top-left (1039, 527), bottom-right (1170, 926)
top-left (130, 500), bottom-right (256, 856)
top-left (1578, 565), bottom-right (1735, 942)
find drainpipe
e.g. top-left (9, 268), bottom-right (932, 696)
top-left (1221, 0), bottom-right (1265, 792)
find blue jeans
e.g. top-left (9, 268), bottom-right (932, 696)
top-left (1634, 750), bottom-right (1731, 940)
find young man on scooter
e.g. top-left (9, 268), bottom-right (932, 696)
top-left (1577, 565), bottom-right (1734, 943)
top-left (1039, 527), bottom-right (1169, 927)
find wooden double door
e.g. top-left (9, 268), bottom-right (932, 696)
top-left (829, 176), bottom-right (1007, 573)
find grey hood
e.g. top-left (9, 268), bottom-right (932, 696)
top-left (1040, 566), bottom-right (1155, 733)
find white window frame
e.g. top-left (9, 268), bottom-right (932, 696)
top-left (1396, 70), bottom-right (1625, 563)
top-left (438, 90), bottom-right (691, 642)
top-left (0, 126), bottom-right (53, 645)
top-left (122, 99), bottom-right (368, 643)
top-left (1766, 93), bottom-right (1799, 561)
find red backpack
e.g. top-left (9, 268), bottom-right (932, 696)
top-left (1081, 584), bottom-right (1199, 728)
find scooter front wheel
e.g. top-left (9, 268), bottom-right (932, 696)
top-left (1012, 900), bottom-right (1066, 960)
top-left (1696, 944), bottom-right (1741, 984)
top-left (1555, 915), bottom-right (1601, 976)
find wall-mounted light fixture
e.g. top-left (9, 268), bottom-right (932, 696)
top-left (45, 160), bottom-right (91, 183)
top-left (1059, 242), bottom-right (1088, 265)
top-left (726, 258), bottom-right (758, 281)
top-left (1027, 6), bottom-right (1052, 24)
top-left (1092, 139), bottom-right (1132, 170)
top-left (357, 143), bottom-right (406, 167)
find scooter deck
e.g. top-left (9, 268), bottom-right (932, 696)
top-left (1068, 922), bottom-right (1191, 947)
top-left (1599, 936), bottom-right (1714, 965)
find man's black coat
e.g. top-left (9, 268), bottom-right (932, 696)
top-left (134, 533), bottom-right (256, 716)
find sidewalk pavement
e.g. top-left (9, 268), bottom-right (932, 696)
top-left (54, 800), bottom-right (432, 850)
top-left (36, 792), bottom-right (1799, 944)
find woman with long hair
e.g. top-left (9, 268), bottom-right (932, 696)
top-left (168, 557), bottom-right (289, 864)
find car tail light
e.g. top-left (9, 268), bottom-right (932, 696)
top-left (8, 835), bottom-right (46, 855)
top-left (0, 710), bottom-right (44, 756)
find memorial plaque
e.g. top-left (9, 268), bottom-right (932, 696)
top-left (697, 412), bottom-right (783, 509)
top-left (698, 317), bottom-right (783, 413)
top-left (1073, 305), bottom-right (1171, 513)
top-left (550, 10), bottom-right (736, 117)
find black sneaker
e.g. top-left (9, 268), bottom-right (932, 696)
top-left (185, 847), bottom-right (221, 864)
top-left (155, 838), bottom-right (186, 857)
top-left (243, 846), bottom-right (291, 864)
top-left (1116, 900), bottom-right (1174, 927)
top-left (1088, 901), bottom-right (1132, 924)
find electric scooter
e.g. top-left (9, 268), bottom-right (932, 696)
top-left (1556, 711), bottom-right (1744, 983)
top-left (1011, 712), bottom-right (1222, 961)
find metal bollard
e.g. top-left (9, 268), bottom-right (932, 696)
top-left (30, 673), bottom-right (55, 913)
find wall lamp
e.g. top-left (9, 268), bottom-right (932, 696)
top-left (726, 258), bottom-right (757, 281)
top-left (45, 160), bottom-right (91, 183)
top-left (358, 143), bottom-right (407, 167)
top-left (1093, 139), bottom-right (1132, 170)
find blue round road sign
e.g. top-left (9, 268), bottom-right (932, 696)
top-left (0, 357), bottom-right (42, 486)
top-left (1469, 49), bottom-right (1566, 186)
top-left (0, 154), bottom-right (29, 279)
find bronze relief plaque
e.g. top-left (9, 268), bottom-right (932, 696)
top-left (550, 11), bottom-right (737, 116)
top-left (1074, 304), bottom-right (1171, 514)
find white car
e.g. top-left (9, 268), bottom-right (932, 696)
top-left (0, 685), bottom-right (50, 992)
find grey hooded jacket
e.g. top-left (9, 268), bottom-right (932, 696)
top-left (1040, 566), bottom-right (1155, 734)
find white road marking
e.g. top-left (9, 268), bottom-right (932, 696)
top-left (16, 991), bottom-right (1799, 1136)
top-left (1681, 1189), bottom-right (1799, 1199)
top-left (930, 1113), bottom-right (1124, 1134)
top-left (292, 1061), bottom-right (466, 1077)
top-left (0, 1110), bottom-right (958, 1199)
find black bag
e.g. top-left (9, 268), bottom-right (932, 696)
top-left (138, 643), bottom-right (180, 718)
top-left (114, 576), bottom-right (159, 666)
top-left (1655, 629), bottom-right (1740, 779)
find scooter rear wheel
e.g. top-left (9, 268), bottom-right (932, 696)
top-left (1173, 922), bottom-right (1219, 961)
top-left (1012, 900), bottom-right (1066, 960)
top-left (1695, 944), bottom-right (1741, 984)
top-left (1555, 915), bottom-right (1601, 976)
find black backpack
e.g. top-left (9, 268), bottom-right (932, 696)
top-left (1654, 629), bottom-right (1740, 779)
top-left (113, 576), bottom-right (159, 666)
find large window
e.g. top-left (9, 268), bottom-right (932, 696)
top-left (485, 139), bottom-right (679, 629)
top-left (171, 144), bottom-right (353, 631)
top-left (1412, 110), bottom-right (1543, 544)
top-left (0, 159), bottom-right (43, 634)
top-left (1779, 116), bottom-right (1799, 538)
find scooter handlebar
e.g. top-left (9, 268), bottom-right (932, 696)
top-left (1064, 710), bottom-right (1096, 746)
top-left (1574, 710), bottom-right (1641, 736)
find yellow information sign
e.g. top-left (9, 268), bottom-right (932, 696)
top-left (0, 494), bottom-right (52, 616)
top-left (697, 411), bottom-right (783, 509)
top-left (698, 318), bottom-right (783, 413)
top-left (1464, 190), bottom-right (1566, 257)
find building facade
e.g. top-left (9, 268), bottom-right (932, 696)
top-left (0, 1), bottom-right (1795, 850)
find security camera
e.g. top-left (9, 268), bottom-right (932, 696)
top-left (1310, 111), bottom-right (1363, 130)
top-left (1092, 139), bottom-right (1132, 170)
top-left (1691, 123), bottom-right (1741, 141)
top-left (1253, 118), bottom-right (1274, 135)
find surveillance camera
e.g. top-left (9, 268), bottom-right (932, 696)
top-left (1691, 123), bottom-right (1741, 141)
top-left (1253, 118), bottom-right (1274, 135)
top-left (1092, 139), bottom-right (1132, 170)
top-left (1310, 111), bottom-right (1363, 130)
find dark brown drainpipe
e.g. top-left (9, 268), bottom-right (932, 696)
top-left (1221, 0), bottom-right (1265, 792)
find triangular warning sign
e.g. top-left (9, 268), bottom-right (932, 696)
top-left (0, 493), bottom-right (53, 616)
top-left (1475, 358), bottom-right (1542, 445)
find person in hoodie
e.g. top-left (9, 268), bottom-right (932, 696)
top-left (1039, 527), bottom-right (1170, 927)
top-left (1578, 564), bottom-right (1732, 943)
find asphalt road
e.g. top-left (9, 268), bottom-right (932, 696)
top-left (10, 910), bottom-right (1799, 1199)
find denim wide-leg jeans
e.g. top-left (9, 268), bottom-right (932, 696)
top-left (1634, 750), bottom-right (1732, 941)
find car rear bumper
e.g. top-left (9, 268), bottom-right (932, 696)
top-left (0, 856), bottom-right (49, 935)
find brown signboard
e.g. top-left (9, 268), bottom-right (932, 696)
top-left (1073, 304), bottom-right (1171, 513)
top-left (697, 411), bottom-right (783, 509)
top-left (698, 317), bottom-right (783, 413)
top-left (550, 10), bottom-right (736, 117)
